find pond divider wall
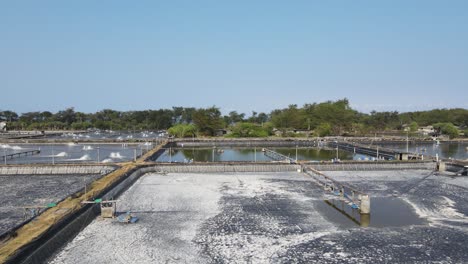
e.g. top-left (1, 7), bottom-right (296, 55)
top-left (310, 161), bottom-right (436, 171)
top-left (148, 163), bottom-right (302, 173)
top-left (0, 165), bottom-right (116, 175)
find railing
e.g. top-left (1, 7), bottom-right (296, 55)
top-left (262, 148), bottom-right (296, 163)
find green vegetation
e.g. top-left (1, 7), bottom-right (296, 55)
top-left (192, 107), bottom-right (224, 136)
top-left (316, 123), bottom-right (332, 137)
top-left (409, 121), bottom-right (418, 132)
top-left (168, 124), bottom-right (197, 138)
top-left (1, 99), bottom-right (467, 138)
top-left (228, 122), bottom-right (272, 138)
top-left (433, 123), bottom-right (460, 139)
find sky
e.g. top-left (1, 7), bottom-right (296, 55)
top-left (1, 1), bottom-right (467, 115)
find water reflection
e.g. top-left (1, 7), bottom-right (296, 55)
top-left (317, 197), bottom-right (424, 228)
top-left (324, 200), bottom-right (369, 227)
top-left (376, 142), bottom-right (467, 160)
top-left (272, 148), bottom-right (354, 161)
top-left (155, 147), bottom-right (358, 162)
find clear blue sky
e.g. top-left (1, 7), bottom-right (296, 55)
top-left (1, 1), bottom-right (467, 115)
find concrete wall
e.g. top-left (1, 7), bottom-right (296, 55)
top-left (311, 161), bottom-right (435, 171)
top-left (0, 165), bottom-right (116, 175)
top-left (146, 164), bottom-right (302, 173)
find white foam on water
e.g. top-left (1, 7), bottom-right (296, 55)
top-left (82, 145), bottom-right (94, 150)
top-left (109, 152), bottom-right (125, 159)
top-left (55, 152), bottom-right (68, 157)
top-left (78, 154), bottom-right (92, 161)
top-left (0, 144), bottom-right (24, 150)
top-left (2, 144), bottom-right (17, 150)
top-left (403, 196), bottom-right (467, 227)
top-left (101, 158), bottom-right (114, 163)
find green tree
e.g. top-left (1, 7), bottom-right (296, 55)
top-left (227, 111), bottom-right (245, 125)
top-left (0, 110), bottom-right (19, 122)
top-left (54, 107), bottom-right (77, 126)
top-left (316, 123), bottom-right (332, 137)
top-left (433, 123), bottom-right (459, 139)
top-left (270, 104), bottom-right (305, 129)
top-left (229, 122), bottom-right (271, 137)
top-left (367, 111), bottom-right (400, 131)
top-left (409, 121), bottom-right (418, 132)
top-left (168, 124), bottom-right (197, 138)
top-left (192, 107), bottom-right (223, 136)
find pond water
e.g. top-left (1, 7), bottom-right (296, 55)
top-left (315, 197), bottom-right (425, 228)
top-left (48, 130), bottom-right (167, 141)
top-left (0, 143), bottom-right (153, 164)
top-left (155, 147), bottom-right (368, 162)
top-left (375, 142), bottom-right (467, 160)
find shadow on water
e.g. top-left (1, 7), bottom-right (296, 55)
top-left (316, 197), bottom-right (425, 228)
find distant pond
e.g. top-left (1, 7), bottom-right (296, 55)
top-left (155, 147), bottom-right (370, 162)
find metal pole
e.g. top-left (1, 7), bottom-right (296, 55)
top-left (52, 146), bottom-right (55, 165)
top-left (376, 147), bottom-right (379, 159)
top-left (134, 148), bottom-right (137, 162)
top-left (406, 132), bottom-right (409, 152)
top-left (97, 147), bottom-right (100, 163)
top-left (295, 145), bottom-right (298, 162)
top-left (169, 147), bottom-right (172, 163)
top-left (84, 175), bottom-right (87, 200)
top-left (254, 147), bottom-right (257, 162)
top-left (4, 148), bottom-right (6, 165)
top-left (212, 147), bottom-right (215, 162)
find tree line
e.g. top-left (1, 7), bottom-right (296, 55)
top-left (1, 99), bottom-right (467, 138)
